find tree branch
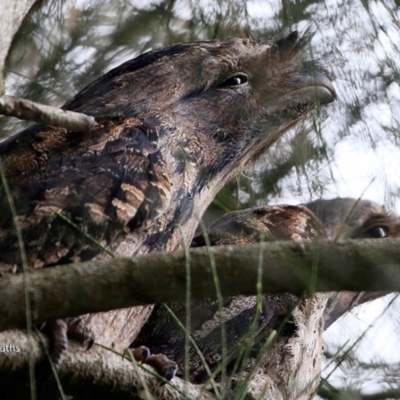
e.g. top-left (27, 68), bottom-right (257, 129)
top-left (0, 95), bottom-right (97, 131)
top-left (0, 330), bottom-right (217, 400)
top-left (1, 238), bottom-right (399, 332)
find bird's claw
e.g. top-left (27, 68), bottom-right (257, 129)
top-left (131, 345), bottom-right (151, 363)
top-left (129, 346), bottom-right (177, 381)
top-left (145, 353), bottom-right (178, 381)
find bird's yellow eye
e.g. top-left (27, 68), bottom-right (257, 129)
top-left (219, 73), bottom-right (249, 87)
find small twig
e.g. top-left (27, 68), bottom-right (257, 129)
top-left (0, 95), bottom-right (96, 131)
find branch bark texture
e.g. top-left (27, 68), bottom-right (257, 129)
top-left (0, 330), bottom-right (216, 400)
top-left (0, 95), bottom-right (97, 130)
top-left (0, 238), bottom-right (399, 332)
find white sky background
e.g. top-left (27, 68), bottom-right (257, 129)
top-left (5, 0), bottom-right (400, 395)
top-left (246, 0), bottom-right (400, 210)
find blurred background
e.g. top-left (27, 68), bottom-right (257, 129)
top-left (3, 1), bottom-right (400, 398)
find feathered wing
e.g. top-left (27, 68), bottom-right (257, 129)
top-left (0, 117), bottom-right (170, 271)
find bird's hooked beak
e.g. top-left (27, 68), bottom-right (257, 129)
top-left (293, 71), bottom-right (337, 105)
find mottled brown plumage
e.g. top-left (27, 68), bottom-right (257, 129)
top-left (0, 32), bottom-right (335, 373)
top-left (191, 204), bottom-right (325, 246)
top-left (0, 32), bottom-right (335, 271)
top-left (133, 198), bottom-right (399, 386)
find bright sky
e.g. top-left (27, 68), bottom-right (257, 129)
top-left (246, 0), bottom-right (400, 212)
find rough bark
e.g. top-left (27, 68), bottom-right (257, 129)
top-left (1, 238), bottom-right (397, 398)
top-left (240, 293), bottom-right (330, 400)
top-left (0, 330), bottom-right (217, 400)
top-left (0, 238), bottom-right (398, 334)
top-left (0, 296), bottom-right (334, 400)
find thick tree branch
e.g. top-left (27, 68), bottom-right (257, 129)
top-left (0, 330), bottom-right (216, 400)
top-left (0, 95), bottom-right (97, 131)
top-left (0, 238), bottom-right (399, 332)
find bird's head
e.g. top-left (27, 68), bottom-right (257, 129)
top-left (67, 32), bottom-right (336, 186)
top-left (305, 197), bottom-right (400, 239)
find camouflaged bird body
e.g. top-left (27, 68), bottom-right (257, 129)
top-left (0, 34), bottom-right (334, 272)
top-left (0, 33), bottom-right (336, 352)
